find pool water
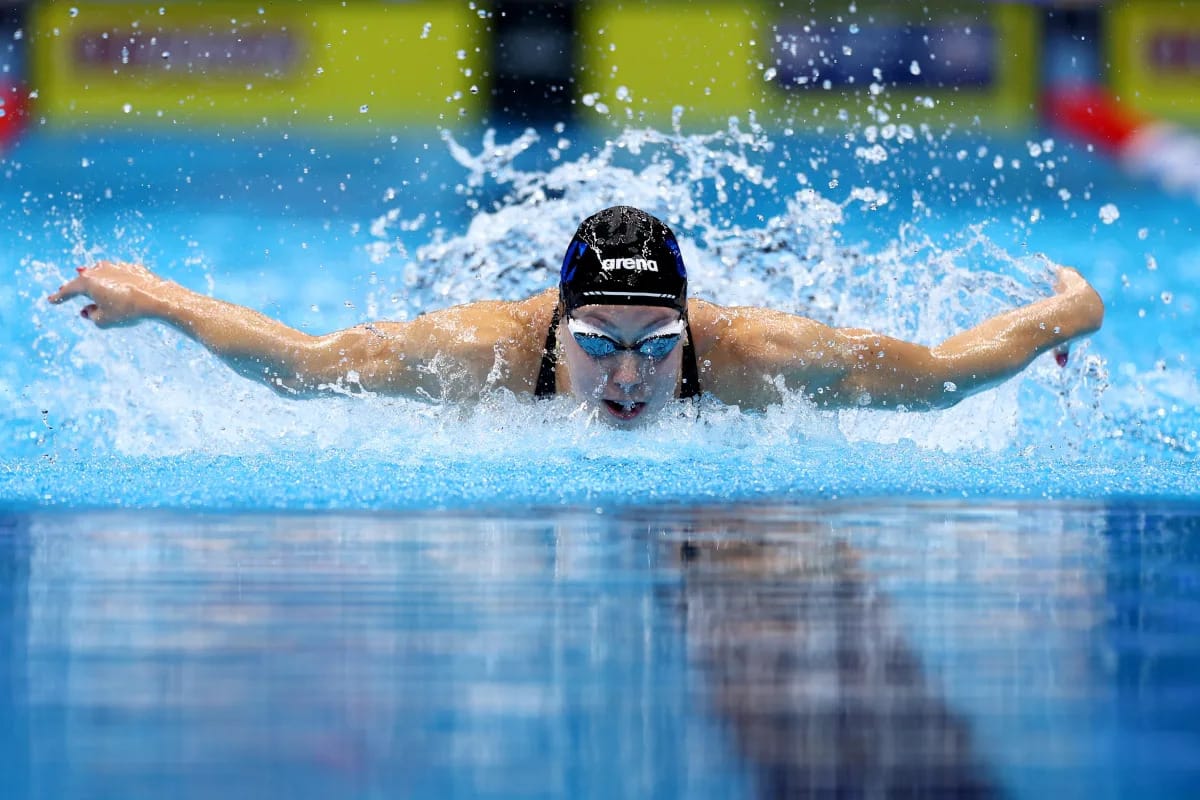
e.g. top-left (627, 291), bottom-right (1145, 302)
top-left (1, 120), bottom-right (1198, 797)
top-left (2, 501), bottom-right (1197, 798)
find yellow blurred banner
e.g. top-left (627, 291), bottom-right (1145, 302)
top-left (578, 0), bottom-right (1037, 128)
top-left (30, 1), bottom-right (485, 128)
top-left (1109, 0), bottom-right (1200, 122)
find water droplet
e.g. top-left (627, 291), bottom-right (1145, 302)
top-left (122, 102), bottom-right (132, 113)
top-left (763, 67), bottom-right (777, 82)
top-left (68, 7), bottom-right (79, 18)
top-left (420, 22), bottom-right (431, 39)
top-left (909, 60), bottom-right (921, 75)
top-left (359, 104), bottom-right (369, 113)
top-left (1098, 203), bottom-right (1120, 224)
top-left (1161, 291), bottom-right (1173, 305)
top-left (1137, 227), bottom-right (1148, 240)
top-left (943, 381), bottom-right (957, 393)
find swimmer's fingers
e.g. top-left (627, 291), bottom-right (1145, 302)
top-left (49, 261), bottom-right (156, 306)
top-left (48, 273), bottom-right (90, 304)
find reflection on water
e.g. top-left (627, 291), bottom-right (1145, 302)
top-left (2, 501), bottom-right (1198, 798)
top-left (660, 510), bottom-right (994, 797)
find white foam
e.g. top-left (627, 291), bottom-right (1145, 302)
top-left (15, 124), bottom-right (1167, 467)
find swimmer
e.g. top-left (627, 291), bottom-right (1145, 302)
top-left (47, 206), bottom-right (1104, 427)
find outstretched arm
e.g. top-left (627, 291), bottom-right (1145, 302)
top-left (47, 261), bottom-right (531, 400)
top-left (706, 267), bottom-right (1104, 410)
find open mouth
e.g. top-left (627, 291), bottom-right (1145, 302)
top-left (602, 399), bottom-right (646, 420)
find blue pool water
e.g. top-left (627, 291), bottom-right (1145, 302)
top-left (1, 120), bottom-right (1198, 797)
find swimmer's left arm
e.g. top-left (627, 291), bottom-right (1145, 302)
top-left (822, 267), bottom-right (1104, 409)
top-left (712, 267), bottom-right (1104, 410)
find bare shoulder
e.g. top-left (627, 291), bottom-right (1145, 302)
top-left (366, 289), bottom-right (557, 394)
top-left (685, 298), bottom-right (848, 406)
top-left (366, 290), bottom-right (555, 342)
top-left (687, 299), bottom-right (833, 359)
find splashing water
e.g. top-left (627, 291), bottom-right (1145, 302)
top-left (4, 122), bottom-right (1197, 507)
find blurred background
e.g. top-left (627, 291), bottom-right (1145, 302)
top-left (0, 0), bottom-right (1197, 139)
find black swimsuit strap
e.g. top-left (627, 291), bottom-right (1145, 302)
top-left (533, 308), bottom-right (703, 400)
top-left (534, 306), bottom-right (561, 398)
top-left (680, 322), bottom-right (701, 399)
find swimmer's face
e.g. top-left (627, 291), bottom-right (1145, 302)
top-left (561, 304), bottom-right (685, 428)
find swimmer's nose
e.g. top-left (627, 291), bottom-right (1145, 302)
top-left (610, 353), bottom-right (643, 391)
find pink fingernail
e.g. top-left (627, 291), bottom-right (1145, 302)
top-left (76, 267), bottom-right (86, 273)
top-left (81, 308), bottom-right (90, 319)
top-left (1055, 350), bottom-right (1068, 367)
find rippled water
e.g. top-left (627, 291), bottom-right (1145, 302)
top-left (3, 501), bottom-right (1197, 798)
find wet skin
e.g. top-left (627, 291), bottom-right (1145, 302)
top-left (47, 262), bottom-right (1104, 417)
top-left (558, 304), bottom-right (685, 428)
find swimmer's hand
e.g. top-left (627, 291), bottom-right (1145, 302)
top-left (1048, 266), bottom-right (1103, 366)
top-left (47, 261), bottom-right (170, 328)
top-left (1052, 265), bottom-right (1105, 334)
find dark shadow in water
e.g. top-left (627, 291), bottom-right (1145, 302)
top-left (641, 506), bottom-right (998, 799)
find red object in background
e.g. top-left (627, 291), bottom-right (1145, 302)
top-left (1042, 85), bottom-right (1148, 153)
top-left (1043, 83), bottom-right (1200, 200)
top-left (0, 81), bottom-right (30, 150)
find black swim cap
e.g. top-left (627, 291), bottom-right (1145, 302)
top-left (559, 206), bottom-right (687, 314)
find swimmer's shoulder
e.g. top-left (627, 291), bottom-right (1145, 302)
top-left (687, 299), bottom-right (830, 405)
top-left (688, 298), bottom-right (817, 354)
top-left (394, 289), bottom-right (556, 339)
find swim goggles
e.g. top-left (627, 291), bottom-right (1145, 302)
top-left (566, 316), bottom-right (685, 360)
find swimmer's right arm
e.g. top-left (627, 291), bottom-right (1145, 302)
top-left (48, 261), bottom-right (521, 399)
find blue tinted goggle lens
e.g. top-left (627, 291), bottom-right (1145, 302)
top-left (568, 319), bottom-right (684, 360)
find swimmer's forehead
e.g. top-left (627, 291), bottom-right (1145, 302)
top-left (570, 304), bottom-right (681, 331)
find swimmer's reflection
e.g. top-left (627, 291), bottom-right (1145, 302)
top-left (650, 509), bottom-right (997, 799)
